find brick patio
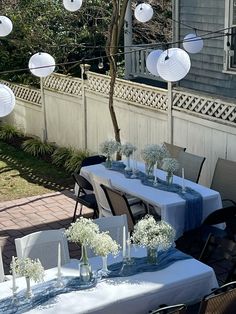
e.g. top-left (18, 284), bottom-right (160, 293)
top-left (0, 190), bottom-right (93, 274)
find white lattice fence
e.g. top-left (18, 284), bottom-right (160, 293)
top-left (88, 72), bottom-right (168, 111)
top-left (0, 80), bottom-right (41, 105)
top-left (44, 73), bottom-right (82, 96)
top-left (173, 90), bottom-right (236, 124)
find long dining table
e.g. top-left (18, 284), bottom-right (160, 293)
top-left (80, 162), bottom-right (223, 238)
top-left (0, 247), bottom-right (218, 314)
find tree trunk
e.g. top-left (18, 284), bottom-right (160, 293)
top-left (106, 0), bottom-right (129, 160)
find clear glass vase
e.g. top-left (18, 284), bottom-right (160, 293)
top-left (97, 255), bottom-right (110, 278)
top-left (105, 155), bottom-right (112, 169)
top-left (80, 244), bottom-right (92, 284)
top-left (166, 172), bottom-right (173, 185)
top-left (25, 277), bottom-right (33, 299)
top-left (145, 162), bottom-right (155, 181)
top-left (146, 247), bottom-right (158, 265)
top-left (125, 156), bottom-right (131, 171)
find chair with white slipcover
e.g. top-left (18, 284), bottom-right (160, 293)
top-left (15, 229), bottom-right (71, 270)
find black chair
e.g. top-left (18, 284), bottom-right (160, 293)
top-left (149, 304), bottom-right (186, 314)
top-left (175, 206), bottom-right (236, 258)
top-left (101, 184), bottom-right (147, 232)
top-left (72, 173), bottom-right (98, 221)
top-left (199, 234), bottom-right (236, 285)
top-left (78, 155), bottom-right (106, 173)
top-left (198, 281), bottom-right (236, 314)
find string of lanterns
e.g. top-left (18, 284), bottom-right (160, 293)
top-left (0, 1), bottom-right (226, 117)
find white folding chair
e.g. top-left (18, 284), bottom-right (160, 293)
top-left (87, 215), bottom-right (128, 257)
top-left (15, 229), bottom-right (71, 270)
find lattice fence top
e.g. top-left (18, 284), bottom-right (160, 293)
top-left (88, 72), bottom-right (168, 111)
top-left (173, 90), bottom-right (236, 124)
top-left (0, 80), bottom-right (41, 105)
top-left (44, 73), bottom-right (82, 96)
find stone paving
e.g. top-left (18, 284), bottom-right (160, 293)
top-left (0, 190), bottom-right (93, 274)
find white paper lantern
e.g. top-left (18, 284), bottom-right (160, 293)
top-left (0, 16), bottom-right (13, 37)
top-left (157, 48), bottom-right (191, 82)
top-left (183, 33), bottom-right (203, 54)
top-left (63, 0), bottom-right (83, 12)
top-left (0, 84), bottom-right (15, 117)
top-left (28, 52), bottom-right (56, 78)
top-left (134, 3), bottom-right (153, 23)
top-left (146, 50), bottom-right (163, 76)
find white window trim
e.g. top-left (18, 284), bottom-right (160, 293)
top-left (224, 0), bottom-right (236, 73)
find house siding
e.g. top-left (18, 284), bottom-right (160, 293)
top-left (179, 0), bottom-right (236, 99)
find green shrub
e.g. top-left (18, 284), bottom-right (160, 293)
top-left (51, 146), bottom-right (74, 168)
top-left (64, 149), bottom-right (90, 173)
top-left (0, 124), bottom-right (23, 141)
top-left (22, 138), bottom-right (55, 157)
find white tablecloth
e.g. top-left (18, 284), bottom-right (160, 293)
top-left (0, 248), bottom-right (218, 314)
top-left (80, 163), bottom-right (223, 238)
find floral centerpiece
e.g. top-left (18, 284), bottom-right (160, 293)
top-left (100, 139), bottom-right (121, 168)
top-left (91, 232), bottom-right (120, 276)
top-left (161, 158), bottom-right (179, 185)
top-left (156, 143), bottom-right (170, 168)
top-left (131, 215), bottom-right (175, 264)
top-left (120, 143), bottom-right (137, 171)
top-left (141, 144), bottom-right (159, 179)
top-left (65, 217), bottom-right (99, 283)
top-left (11, 257), bottom-right (44, 298)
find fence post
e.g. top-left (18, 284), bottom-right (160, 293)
top-left (80, 64), bottom-right (90, 150)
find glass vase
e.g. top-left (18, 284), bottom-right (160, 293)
top-left (80, 244), bottom-right (92, 284)
top-left (105, 155), bottom-right (112, 169)
top-left (25, 277), bottom-right (33, 299)
top-left (125, 156), bottom-right (131, 171)
top-left (166, 172), bottom-right (173, 185)
top-left (98, 255), bottom-right (110, 278)
top-left (145, 162), bottom-right (155, 181)
top-left (146, 247), bottom-right (158, 265)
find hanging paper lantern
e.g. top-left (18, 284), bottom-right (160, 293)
top-left (0, 16), bottom-right (13, 37)
top-left (28, 52), bottom-right (55, 78)
top-left (157, 48), bottom-right (191, 82)
top-left (63, 0), bottom-right (83, 12)
top-left (183, 33), bottom-right (203, 54)
top-left (0, 84), bottom-right (15, 117)
top-left (146, 50), bottom-right (163, 76)
top-left (134, 3), bottom-right (153, 23)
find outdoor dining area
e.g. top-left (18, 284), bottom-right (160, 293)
top-left (0, 140), bottom-right (236, 314)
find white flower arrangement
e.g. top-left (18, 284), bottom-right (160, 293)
top-left (11, 257), bottom-right (44, 282)
top-left (161, 158), bottom-right (179, 174)
top-left (156, 144), bottom-right (170, 167)
top-left (100, 139), bottom-right (121, 157)
top-left (65, 217), bottom-right (99, 246)
top-left (120, 143), bottom-right (137, 157)
top-left (90, 232), bottom-right (120, 257)
top-left (141, 144), bottom-right (160, 165)
top-left (131, 215), bottom-right (176, 250)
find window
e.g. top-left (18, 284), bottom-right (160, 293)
top-left (224, 0), bottom-right (236, 71)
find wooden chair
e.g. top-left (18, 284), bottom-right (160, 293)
top-left (15, 229), bottom-right (71, 270)
top-left (101, 184), bottom-right (147, 231)
top-left (198, 281), bottom-right (236, 314)
top-left (199, 234), bottom-right (236, 285)
top-left (211, 158), bottom-right (236, 207)
top-left (72, 173), bottom-right (98, 221)
top-left (175, 151), bottom-right (206, 183)
top-left (149, 303), bottom-right (186, 314)
top-left (163, 142), bottom-right (186, 159)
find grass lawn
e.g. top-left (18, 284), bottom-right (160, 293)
top-left (0, 141), bottom-right (74, 201)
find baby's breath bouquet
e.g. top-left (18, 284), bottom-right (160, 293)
top-left (65, 217), bottom-right (99, 247)
top-left (141, 145), bottom-right (160, 179)
top-left (12, 257), bottom-right (45, 282)
top-left (120, 143), bottom-right (137, 157)
top-left (161, 158), bottom-right (179, 173)
top-left (100, 139), bottom-right (121, 168)
top-left (156, 144), bottom-right (170, 168)
top-left (91, 232), bottom-right (120, 257)
top-left (131, 215), bottom-right (175, 250)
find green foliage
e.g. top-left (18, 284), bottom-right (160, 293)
top-left (64, 149), bottom-right (90, 173)
top-left (0, 0), bottom-right (111, 84)
top-left (22, 138), bottom-right (55, 157)
top-left (0, 124), bottom-right (23, 141)
top-left (51, 146), bottom-right (74, 168)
